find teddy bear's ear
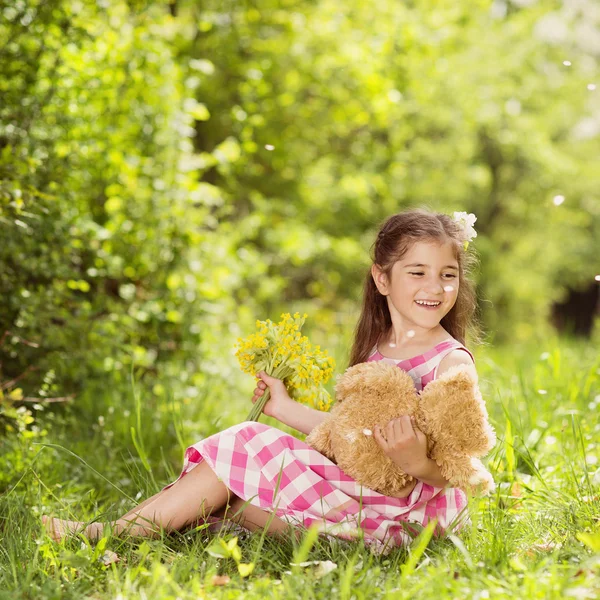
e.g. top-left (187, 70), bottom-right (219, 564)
top-left (334, 361), bottom-right (414, 402)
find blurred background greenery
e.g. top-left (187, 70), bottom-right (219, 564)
top-left (0, 0), bottom-right (598, 485)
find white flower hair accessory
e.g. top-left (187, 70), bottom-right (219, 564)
top-left (452, 211), bottom-right (478, 250)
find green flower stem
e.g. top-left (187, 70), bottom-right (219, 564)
top-left (246, 387), bottom-right (271, 422)
top-left (245, 362), bottom-right (295, 422)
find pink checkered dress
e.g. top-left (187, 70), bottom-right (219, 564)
top-left (164, 337), bottom-right (474, 553)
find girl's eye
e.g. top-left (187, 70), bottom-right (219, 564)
top-left (409, 272), bottom-right (457, 278)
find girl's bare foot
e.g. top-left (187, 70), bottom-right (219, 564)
top-left (42, 515), bottom-right (101, 542)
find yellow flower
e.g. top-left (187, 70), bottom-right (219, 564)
top-left (235, 312), bottom-right (336, 420)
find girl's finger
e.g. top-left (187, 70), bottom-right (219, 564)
top-left (374, 425), bottom-right (387, 448)
top-left (392, 418), bottom-right (403, 439)
top-left (385, 420), bottom-right (396, 444)
top-left (410, 416), bottom-right (422, 434)
top-left (415, 428), bottom-right (427, 444)
top-left (400, 415), bottom-right (414, 437)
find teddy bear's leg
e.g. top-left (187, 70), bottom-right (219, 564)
top-left (305, 421), bottom-right (336, 463)
top-left (434, 453), bottom-right (495, 496)
top-left (466, 458), bottom-right (495, 495)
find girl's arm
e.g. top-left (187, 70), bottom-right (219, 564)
top-left (278, 403), bottom-right (449, 483)
top-left (410, 458), bottom-right (449, 488)
top-left (252, 371), bottom-right (329, 436)
top-left (272, 398), bottom-right (329, 436)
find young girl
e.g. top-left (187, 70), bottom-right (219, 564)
top-left (44, 207), bottom-right (483, 554)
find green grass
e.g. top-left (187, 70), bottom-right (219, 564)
top-left (1, 336), bottom-right (599, 599)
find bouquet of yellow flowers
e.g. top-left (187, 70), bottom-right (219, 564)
top-left (235, 313), bottom-right (336, 422)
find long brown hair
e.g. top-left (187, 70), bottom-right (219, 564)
top-left (348, 208), bottom-right (484, 367)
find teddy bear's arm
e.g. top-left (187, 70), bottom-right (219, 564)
top-left (305, 419), bottom-right (336, 462)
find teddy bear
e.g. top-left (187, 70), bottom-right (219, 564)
top-left (305, 360), bottom-right (496, 497)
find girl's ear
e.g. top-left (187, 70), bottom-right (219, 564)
top-left (371, 264), bottom-right (389, 295)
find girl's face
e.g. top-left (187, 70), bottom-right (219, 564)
top-left (372, 240), bottom-right (460, 332)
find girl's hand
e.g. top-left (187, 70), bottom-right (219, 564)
top-left (251, 371), bottom-right (293, 419)
top-left (373, 415), bottom-right (430, 479)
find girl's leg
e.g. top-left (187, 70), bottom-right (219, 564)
top-left (116, 489), bottom-right (298, 538)
top-left (44, 460), bottom-right (231, 541)
top-left (220, 495), bottom-right (299, 538)
top-left (119, 489), bottom-right (167, 521)
top-left (42, 489), bottom-right (168, 541)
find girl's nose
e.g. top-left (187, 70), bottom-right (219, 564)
top-left (424, 282), bottom-right (445, 296)
top-left (424, 278), bottom-right (445, 290)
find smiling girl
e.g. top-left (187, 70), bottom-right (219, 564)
top-left (44, 208), bottom-right (484, 555)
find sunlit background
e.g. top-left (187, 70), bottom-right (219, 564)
top-left (1, 1), bottom-right (600, 596)
top-left (2, 0), bottom-right (598, 406)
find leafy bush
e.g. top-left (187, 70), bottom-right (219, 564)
top-left (0, 0), bottom-right (257, 400)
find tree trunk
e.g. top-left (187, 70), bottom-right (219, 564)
top-left (550, 283), bottom-right (600, 337)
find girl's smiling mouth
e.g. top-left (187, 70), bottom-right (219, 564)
top-left (415, 300), bottom-right (442, 310)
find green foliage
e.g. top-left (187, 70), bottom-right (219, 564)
top-left (1, 0), bottom-right (599, 406)
top-left (0, 0), bottom-right (262, 402)
top-left (184, 0), bottom-right (600, 343)
top-left (0, 337), bottom-right (598, 598)
top-left (0, 386), bottom-right (34, 435)
top-left (0, 389), bottom-right (48, 491)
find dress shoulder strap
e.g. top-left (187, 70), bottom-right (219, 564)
top-left (429, 338), bottom-right (475, 381)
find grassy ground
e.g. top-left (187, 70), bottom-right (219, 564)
top-left (1, 335), bottom-right (599, 599)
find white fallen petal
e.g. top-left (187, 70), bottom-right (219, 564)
top-left (363, 428), bottom-right (373, 436)
top-left (314, 560), bottom-right (338, 578)
top-left (290, 560), bottom-right (338, 578)
top-left (100, 550), bottom-right (121, 566)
